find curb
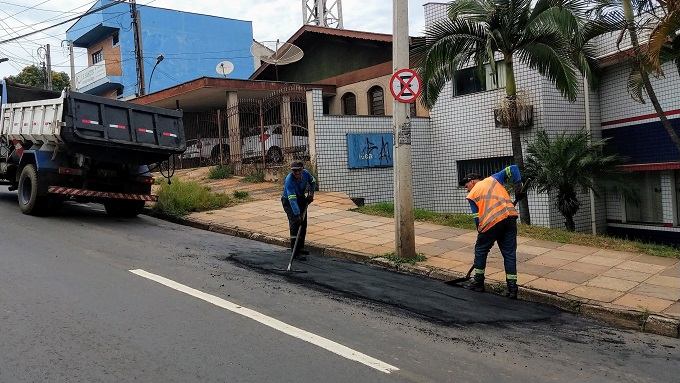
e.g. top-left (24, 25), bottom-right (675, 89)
top-left (144, 210), bottom-right (680, 339)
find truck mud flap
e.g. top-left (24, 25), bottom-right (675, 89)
top-left (47, 186), bottom-right (158, 201)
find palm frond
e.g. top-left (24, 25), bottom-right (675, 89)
top-left (517, 33), bottom-right (580, 101)
top-left (626, 67), bottom-right (646, 103)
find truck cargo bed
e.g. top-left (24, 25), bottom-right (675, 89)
top-left (2, 82), bottom-right (185, 165)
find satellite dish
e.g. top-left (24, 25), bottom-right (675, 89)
top-left (250, 40), bottom-right (304, 80)
top-left (216, 61), bottom-right (234, 77)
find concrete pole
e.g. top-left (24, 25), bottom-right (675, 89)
top-left (68, 40), bottom-right (76, 89)
top-left (393, 0), bottom-right (415, 259)
top-left (584, 75), bottom-right (597, 236)
top-left (46, 44), bottom-right (53, 90)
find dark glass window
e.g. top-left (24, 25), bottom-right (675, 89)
top-left (342, 92), bottom-right (357, 115)
top-left (368, 86), bottom-right (384, 116)
top-left (453, 67), bottom-right (484, 97)
top-left (457, 156), bottom-right (513, 186)
top-left (92, 50), bottom-right (103, 64)
top-left (409, 101), bottom-right (416, 116)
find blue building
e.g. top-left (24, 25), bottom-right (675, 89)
top-left (66, 0), bottom-right (254, 98)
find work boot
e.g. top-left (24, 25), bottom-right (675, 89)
top-left (299, 249), bottom-right (310, 255)
top-left (506, 280), bottom-right (518, 300)
top-left (464, 275), bottom-right (485, 292)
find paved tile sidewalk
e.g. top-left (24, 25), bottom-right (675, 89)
top-left (186, 189), bottom-right (680, 336)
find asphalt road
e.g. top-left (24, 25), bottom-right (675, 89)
top-left (0, 189), bottom-right (678, 383)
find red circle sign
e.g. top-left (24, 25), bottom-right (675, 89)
top-left (390, 69), bottom-right (422, 103)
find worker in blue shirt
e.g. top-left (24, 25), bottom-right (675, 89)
top-left (281, 161), bottom-right (317, 261)
top-left (459, 165), bottom-right (526, 299)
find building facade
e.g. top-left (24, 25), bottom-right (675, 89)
top-left (66, 0), bottom-right (254, 98)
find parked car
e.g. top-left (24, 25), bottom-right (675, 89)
top-left (180, 137), bottom-right (229, 166)
top-left (180, 124), bottom-right (309, 165)
top-left (241, 124), bottom-right (309, 163)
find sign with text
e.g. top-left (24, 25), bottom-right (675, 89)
top-left (75, 61), bottom-right (107, 90)
top-left (347, 133), bottom-right (393, 168)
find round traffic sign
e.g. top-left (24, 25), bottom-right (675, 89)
top-left (390, 68), bottom-right (422, 103)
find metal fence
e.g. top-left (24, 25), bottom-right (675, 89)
top-left (172, 86), bottom-right (309, 175)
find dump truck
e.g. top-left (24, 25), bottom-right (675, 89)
top-left (0, 80), bottom-right (185, 217)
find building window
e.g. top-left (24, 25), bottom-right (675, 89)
top-left (457, 156), bottom-right (513, 186)
top-left (342, 92), bottom-right (357, 115)
top-left (368, 86), bottom-right (384, 116)
top-left (112, 33), bottom-right (119, 46)
top-left (453, 61), bottom-right (506, 97)
top-left (92, 50), bottom-right (103, 64)
top-left (625, 171), bottom-right (663, 224)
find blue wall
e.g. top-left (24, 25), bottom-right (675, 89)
top-left (603, 118), bottom-right (680, 164)
top-left (67, 1), bottom-right (254, 97)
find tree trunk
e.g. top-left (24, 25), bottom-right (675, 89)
top-left (624, 1), bottom-right (680, 154)
top-left (505, 57), bottom-right (531, 225)
top-left (564, 213), bottom-right (576, 232)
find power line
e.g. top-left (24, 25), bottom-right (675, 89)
top-left (0, 0), bottom-right (126, 45)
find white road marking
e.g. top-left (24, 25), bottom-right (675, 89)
top-left (130, 269), bottom-right (399, 374)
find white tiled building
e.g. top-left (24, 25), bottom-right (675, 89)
top-left (311, 3), bottom-right (679, 246)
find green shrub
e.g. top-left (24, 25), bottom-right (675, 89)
top-left (241, 168), bottom-right (265, 183)
top-left (208, 165), bottom-right (232, 179)
top-left (233, 190), bottom-right (249, 199)
top-left (152, 178), bottom-right (231, 217)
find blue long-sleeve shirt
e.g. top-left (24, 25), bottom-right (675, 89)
top-left (467, 165), bottom-right (522, 227)
top-left (282, 169), bottom-right (317, 216)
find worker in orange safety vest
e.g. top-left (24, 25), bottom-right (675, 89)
top-left (459, 165), bottom-right (526, 299)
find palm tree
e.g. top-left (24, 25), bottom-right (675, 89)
top-left (647, 0), bottom-right (680, 75)
top-left (590, 0), bottom-right (680, 154)
top-left (411, 0), bottom-right (602, 225)
top-left (524, 130), bottom-right (636, 231)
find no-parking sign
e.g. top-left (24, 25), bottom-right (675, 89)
top-left (390, 69), bottom-right (422, 103)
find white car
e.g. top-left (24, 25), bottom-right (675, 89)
top-left (241, 124), bottom-right (309, 163)
top-left (180, 124), bottom-right (309, 165)
top-left (180, 137), bottom-right (228, 165)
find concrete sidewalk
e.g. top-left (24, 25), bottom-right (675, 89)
top-left (164, 176), bottom-right (680, 338)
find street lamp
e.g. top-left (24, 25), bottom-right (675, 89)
top-left (0, 58), bottom-right (8, 64)
top-left (148, 54), bottom-right (164, 93)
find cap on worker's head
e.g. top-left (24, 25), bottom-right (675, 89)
top-left (459, 173), bottom-right (482, 186)
top-left (290, 160), bottom-right (304, 170)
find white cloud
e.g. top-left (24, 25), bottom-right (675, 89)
top-left (0, 0), bottom-right (429, 79)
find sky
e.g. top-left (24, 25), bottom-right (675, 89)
top-left (0, 0), bottom-right (433, 80)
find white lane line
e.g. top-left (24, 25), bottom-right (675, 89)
top-left (130, 269), bottom-right (399, 374)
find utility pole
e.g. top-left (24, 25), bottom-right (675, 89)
top-left (66, 40), bottom-right (76, 89)
top-left (393, 0), bottom-right (415, 259)
top-left (130, 0), bottom-right (146, 96)
top-left (45, 44), bottom-right (53, 90)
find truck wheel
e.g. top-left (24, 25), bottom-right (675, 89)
top-left (104, 200), bottom-right (145, 217)
top-left (18, 164), bottom-right (48, 215)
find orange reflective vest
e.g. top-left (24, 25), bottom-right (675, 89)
top-left (466, 177), bottom-right (518, 233)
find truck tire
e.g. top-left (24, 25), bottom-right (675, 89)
top-left (104, 200), bottom-right (145, 217)
top-left (18, 164), bottom-right (49, 216)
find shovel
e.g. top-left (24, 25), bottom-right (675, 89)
top-left (272, 205), bottom-right (309, 273)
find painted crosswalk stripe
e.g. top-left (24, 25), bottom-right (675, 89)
top-left (130, 269), bottom-right (399, 374)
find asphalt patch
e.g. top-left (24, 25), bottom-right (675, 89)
top-left (228, 249), bottom-right (563, 325)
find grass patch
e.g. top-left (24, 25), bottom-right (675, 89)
top-left (240, 168), bottom-right (265, 183)
top-left (354, 202), bottom-right (476, 230)
top-left (375, 252), bottom-right (427, 265)
top-left (208, 165), bottom-right (232, 179)
top-left (152, 178), bottom-right (231, 218)
top-left (233, 190), bottom-right (249, 199)
top-left (354, 202), bottom-right (679, 258)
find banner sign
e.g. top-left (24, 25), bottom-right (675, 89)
top-left (347, 133), bottom-right (393, 168)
